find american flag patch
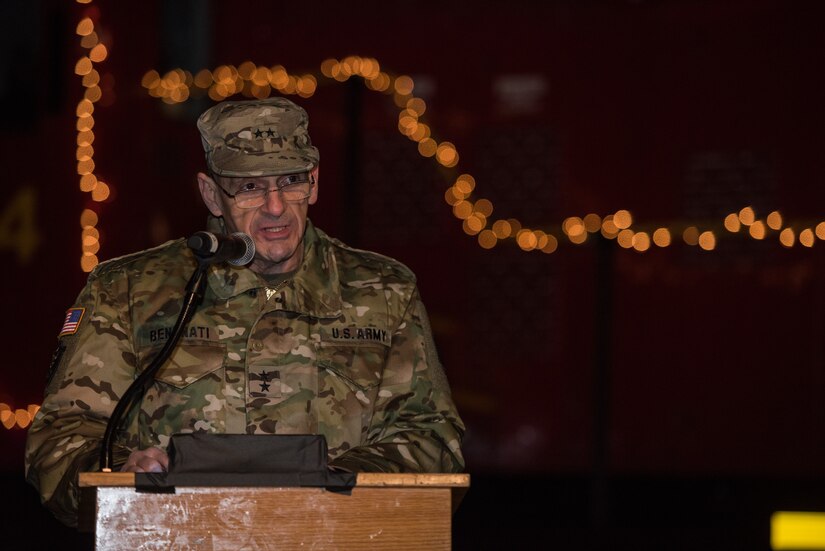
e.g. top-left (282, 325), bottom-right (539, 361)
top-left (59, 308), bottom-right (85, 336)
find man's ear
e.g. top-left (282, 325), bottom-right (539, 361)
top-left (308, 166), bottom-right (319, 205)
top-left (197, 172), bottom-right (224, 217)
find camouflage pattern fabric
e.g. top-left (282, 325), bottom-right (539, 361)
top-left (25, 220), bottom-right (465, 526)
top-left (197, 97), bottom-right (320, 178)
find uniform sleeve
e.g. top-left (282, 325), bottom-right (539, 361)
top-left (24, 269), bottom-right (138, 527)
top-left (329, 287), bottom-right (465, 473)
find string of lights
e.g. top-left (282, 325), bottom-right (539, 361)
top-left (0, 0), bottom-right (107, 432)
top-left (141, 56), bottom-right (825, 255)
top-left (74, 0), bottom-right (110, 273)
top-left (0, 0), bottom-right (105, 432)
top-left (0, 403), bottom-right (39, 430)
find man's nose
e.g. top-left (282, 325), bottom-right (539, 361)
top-left (260, 188), bottom-right (286, 215)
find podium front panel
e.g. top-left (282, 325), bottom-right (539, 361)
top-left (93, 485), bottom-right (453, 550)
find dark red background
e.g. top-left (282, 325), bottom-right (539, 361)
top-left (2, 1), bottom-right (824, 548)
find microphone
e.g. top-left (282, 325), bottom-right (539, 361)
top-left (187, 231), bottom-right (255, 266)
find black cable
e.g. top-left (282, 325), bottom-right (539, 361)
top-left (98, 259), bottom-right (209, 472)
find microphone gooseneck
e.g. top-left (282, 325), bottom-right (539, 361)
top-left (99, 257), bottom-right (210, 472)
top-left (99, 231), bottom-right (255, 471)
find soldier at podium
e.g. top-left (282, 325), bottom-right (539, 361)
top-left (25, 97), bottom-right (465, 526)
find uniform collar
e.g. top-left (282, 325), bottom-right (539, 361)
top-left (287, 221), bottom-right (343, 318)
top-left (204, 217), bottom-right (342, 318)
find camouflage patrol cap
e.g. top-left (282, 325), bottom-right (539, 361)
top-left (197, 97), bottom-right (320, 177)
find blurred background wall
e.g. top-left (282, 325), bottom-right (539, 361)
top-left (1, 0), bottom-right (824, 548)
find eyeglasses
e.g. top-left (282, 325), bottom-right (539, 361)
top-left (216, 173), bottom-right (313, 209)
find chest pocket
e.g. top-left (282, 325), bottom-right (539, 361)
top-left (316, 344), bottom-right (386, 392)
top-left (146, 341), bottom-right (226, 389)
top-left (314, 343), bottom-right (387, 451)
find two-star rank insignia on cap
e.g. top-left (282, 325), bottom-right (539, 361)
top-left (59, 308), bottom-right (85, 336)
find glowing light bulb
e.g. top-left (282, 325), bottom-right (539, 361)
top-left (76, 145), bottom-right (94, 162)
top-left (614, 210), bottom-right (633, 229)
top-left (617, 229), bottom-right (634, 248)
top-left (800, 229), bottom-right (815, 247)
top-left (779, 228), bottom-right (795, 247)
top-left (436, 142), bottom-right (459, 167)
top-left (698, 231), bottom-right (716, 251)
top-left (534, 231), bottom-right (549, 250)
top-left (749, 221), bottom-right (766, 240)
top-left (516, 230), bottom-right (538, 251)
top-left (583, 214), bottom-right (601, 233)
top-left (76, 116), bottom-right (95, 132)
top-left (0, 409), bottom-right (14, 430)
top-left (81, 227), bottom-right (100, 240)
top-left (320, 58), bottom-right (338, 77)
top-left (79, 208), bottom-right (98, 228)
top-left (767, 211), bottom-right (783, 230)
top-left (84, 85), bottom-right (102, 103)
top-left (478, 230), bottom-right (497, 249)
top-left (76, 159), bottom-right (95, 175)
top-left (562, 217), bottom-right (584, 237)
top-left (76, 17), bottom-right (94, 36)
top-left (462, 218), bottom-right (481, 236)
top-left (454, 175), bottom-right (475, 196)
top-left (410, 123), bottom-right (431, 142)
top-left (452, 201), bottom-right (472, 220)
top-left (393, 75), bottom-right (414, 95)
top-left (444, 188), bottom-right (461, 206)
top-left (80, 32), bottom-right (99, 49)
top-left (541, 235), bottom-right (558, 254)
top-left (724, 213), bottom-right (741, 233)
top-left (417, 138), bottom-right (437, 157)
top-left (406, 97), bottom-right (426, 116)
top-left (194, 69), bottom-right (213, 88)
top-left (739, 206), bottom-right (755, 226)
top-left (76, 99), bottom-right (95, 117)
top-left (682, 226), bottom-right (699, 245)
top-left (652, 228), bottom-right (671, 247)
top-left (75, 57), bottom-right (93, 76)
top-left (601, 215), bottom-right (618, 239)
top-left (632, 232), bottom-right (651, 252)
top-left (89, 44), bottom-right (108, 63)
top-left (492, 220), bottom-right (512, 238)
top-left (298, 75), bottom-right (317, 97)
top-left (473, 199), bottom-right (493, 217)
top-left (91, 182), bottom-right (110, 202)
top-left (569, 231), bottom-right (588, 244)
top-left (77, 130), bottom-right (95, 147)
top-left (80, 253), bottom-right (99, 272)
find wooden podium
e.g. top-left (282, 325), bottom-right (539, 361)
top-left (79, 471), bottom-right (470, 550)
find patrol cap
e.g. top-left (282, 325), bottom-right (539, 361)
top-left (197, 97), bottom-right (320, 178)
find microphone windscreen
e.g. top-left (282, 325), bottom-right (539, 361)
top-left (228, 232), bottom-right (255, 266)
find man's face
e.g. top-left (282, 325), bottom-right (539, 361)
top-left (197, 168), bottom-right (319, 275)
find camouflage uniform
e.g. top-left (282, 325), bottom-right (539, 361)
top-left (25, 220), bottom-right (465, 526)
